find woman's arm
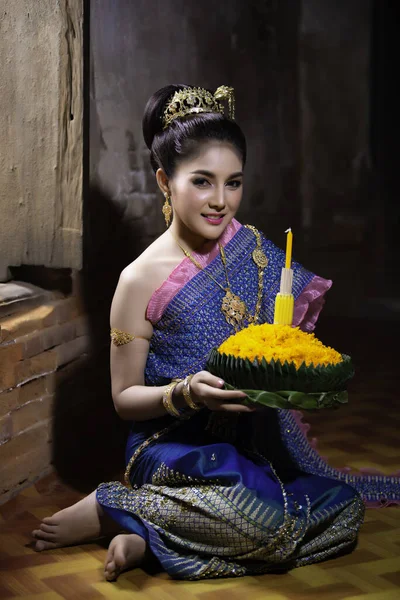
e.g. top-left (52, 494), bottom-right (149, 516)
top-left (110, 267), bottom-right (176, 421)
top-left (110, 266), bottom-right (254, 422)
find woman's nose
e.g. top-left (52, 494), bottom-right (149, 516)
top-left (209, 187), bottom-right (226, 209)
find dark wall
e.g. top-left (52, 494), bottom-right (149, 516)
top-left (298, 0), bottom-right (373, 315)
top-left (370, 0), bottom-right (399, 298)
top-left (89, 0), bottom-right (302, 249)
top-left (87, 0), bottom-right (397, 321)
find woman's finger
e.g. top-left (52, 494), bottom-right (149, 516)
top-left (194, 383), bottom-right (247, 400)
top-left (206, 401), bottom-right (255, 413)
top-left (191, 373), bottom-right (245, 397)
top-left (193, 371), bottom-right (226, 389)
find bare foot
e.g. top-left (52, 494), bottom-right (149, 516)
top-left (104, 533), bottom-right (146, 581)
top-left (32, 490), bottom-right (120, 551)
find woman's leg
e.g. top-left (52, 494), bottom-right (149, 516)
top-left (292, 492), bottom-right (365, 567)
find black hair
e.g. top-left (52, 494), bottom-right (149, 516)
top-left (142, 84), bottom-right (247, 177)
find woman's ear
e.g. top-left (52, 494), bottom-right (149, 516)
top-left (156, 168), bottom-right (170, 196)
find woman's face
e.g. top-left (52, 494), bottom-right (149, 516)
top-left (163, 141), bottom-right (244, 245)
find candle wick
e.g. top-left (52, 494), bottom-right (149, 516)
top-left (285, 227), bottom-right (291, 233)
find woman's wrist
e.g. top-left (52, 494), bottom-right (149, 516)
top-left (162, 381), bottom-right (181, 417)
top-left (182, 374), bottom-right (202, 410)
top-left (161, 377), bottom-right (202, 418)
top-left (171, 380), bottom-right (187, 410)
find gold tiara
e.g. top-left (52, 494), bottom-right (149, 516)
top-left (162, 85), bottom-right (235, 129)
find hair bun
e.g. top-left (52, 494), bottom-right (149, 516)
top-left (142, 84), bottom-right (189, 149)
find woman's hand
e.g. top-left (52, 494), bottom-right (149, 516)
top-left (189, 371), bottom-right (255, 412)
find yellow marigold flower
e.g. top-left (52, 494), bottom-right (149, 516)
top-left (218, 324), bottom-right (342, 369)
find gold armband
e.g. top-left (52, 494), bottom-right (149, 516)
top-left (110, 327), bottom-right (149, 347)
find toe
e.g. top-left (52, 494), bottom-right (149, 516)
top-left (34, 530), bottom-right (56, 541)
top-left (35, 540), bottom-right (57, 552)
top-left (40, 523), bottom-right (56, 533)
top-left (104, 560), bottom-right (118, 581)
top-left (42, 516), bottom-right (58, 525)
top-left (113, 546), bottom-right (127, 572)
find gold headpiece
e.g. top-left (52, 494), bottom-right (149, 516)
top-left (162, 85), bottom-right (235, 129)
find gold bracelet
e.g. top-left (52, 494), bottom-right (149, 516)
top-left (182, 374), bottom-right (201, 410)
top-left (162, 381), bottom-right (181, 418)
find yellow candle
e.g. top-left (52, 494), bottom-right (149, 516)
top-left (285, 228), bottom-right (293, 269)
top-left (274, 229), bottom-right (294, 325)
top-left (274, 294), bottom-right (294, 325)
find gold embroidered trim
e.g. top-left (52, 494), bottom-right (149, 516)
top-left (110, 327), bottom-right (149, 346)
top-left (124, 419), bottom-right (188, 486)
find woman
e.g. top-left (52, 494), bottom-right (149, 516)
top-left (32, 84), bottom-right (399, 581)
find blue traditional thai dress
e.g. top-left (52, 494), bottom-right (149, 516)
top-left (97, 221), bottom-right (399, 580)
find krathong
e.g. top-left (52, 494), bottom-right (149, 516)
top-left (206, 323), bottom-right (354, 410)
top-left (218, 324), bottom-right (342, 369)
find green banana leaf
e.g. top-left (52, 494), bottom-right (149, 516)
top-left (206, 348), bottom-right (354, 393)
top-left (223, 383), bottom-right (348, 410)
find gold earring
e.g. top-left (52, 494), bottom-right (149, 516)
top-left (162, 193), bottom-right (172, 228)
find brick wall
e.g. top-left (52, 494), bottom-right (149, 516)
top-left (0, 281), bottom-right (89, 504)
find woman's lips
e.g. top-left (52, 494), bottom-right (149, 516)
top-left (202, 214), bottom-right (225, 225)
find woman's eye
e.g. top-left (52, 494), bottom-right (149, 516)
top-left (227, 180), bottom-right (242, 189)
top-left (193, 178), bottom-right (209, 187)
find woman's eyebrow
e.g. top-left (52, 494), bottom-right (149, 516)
top-left (190, 170), bottom-right (243, 178)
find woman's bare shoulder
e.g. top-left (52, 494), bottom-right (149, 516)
top-left (117, 257), bottom-right (149, 289)
top-left (124, 234), bottom-right (184, 290)
top-left (110, 263), bottom-right (151, 336)
top-left (110, 234), bottom-right (182, 335)
top-left (119, 234), bottom-right (175, 288)
top-left (112, 255), bottom-right (156, 314)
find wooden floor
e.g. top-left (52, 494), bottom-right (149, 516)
top-left (0, 317), bottom-right (399, 599)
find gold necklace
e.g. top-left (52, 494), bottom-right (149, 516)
top-left (172, 225), bottom-right (268, 331)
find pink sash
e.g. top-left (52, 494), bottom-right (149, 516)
top-left (146, 219), bottom-right (332, 330)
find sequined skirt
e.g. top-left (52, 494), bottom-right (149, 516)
top-left (96, 412), bottom-right (364, 580)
